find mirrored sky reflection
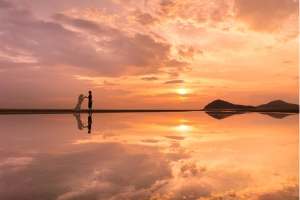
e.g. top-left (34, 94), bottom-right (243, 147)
top-left (0, 112), bottom-right (298, 200)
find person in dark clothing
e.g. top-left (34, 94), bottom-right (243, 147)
top-left (87, 112), bottom-right (92, 134)
top-left (84, 91), bottom-right (92, 112)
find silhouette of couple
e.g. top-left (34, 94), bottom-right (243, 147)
top-left (73, 90), bottom-right (93, 133)
top-left (74, 91), bottom-right (92, 112)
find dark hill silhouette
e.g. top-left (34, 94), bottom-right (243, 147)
top-left (204, 99), bottom-right (255, 110)
top-left (256, 100), bottom-right (299, 111)
top-left (204, 99), bottom-right (299, 112)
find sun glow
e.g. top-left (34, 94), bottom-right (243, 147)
top-left (178, 89), bottom-right (187, 94)
top-left (175, 124), bottom-right (193, 132)
top-left (178, 125), bottom-right (188, 131)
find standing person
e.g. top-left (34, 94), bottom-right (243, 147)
top-left (84, 91), bottom-right (93, 112)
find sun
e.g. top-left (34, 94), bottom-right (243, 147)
top-left (178, 88), bottom-right (187, 95)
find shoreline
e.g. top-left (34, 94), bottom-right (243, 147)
top-left (0, 109), bottom-right (200, 114)
top-left (0, 109), bottom-right (298, 114)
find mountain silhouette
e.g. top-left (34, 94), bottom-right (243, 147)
top-left (256, 100), bottom-right (299, 111)
top-left (204, 99), bottom-right (255, 110)
top-left (204, 99), bottom-right (299, 112)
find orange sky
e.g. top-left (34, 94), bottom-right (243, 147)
top-left (0, 0), bottom-right (298, 109)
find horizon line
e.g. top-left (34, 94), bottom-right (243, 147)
top-left (0, 108), bottom-right (298, 114)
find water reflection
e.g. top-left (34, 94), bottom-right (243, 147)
top-left (73, 113), bottom-right (85, 130)
top-left (73, 113), bottom-right (92, 133)
top-left (205, 111), bottom-right (296, 120)
top-left (205, 111), bottom-right (246, 120)
top-left (0, 112), bottom-right (298, 200)
top-left (87, 113), bottom-right (92, 134)
top-left (260, 112), bottom-right (295, 119)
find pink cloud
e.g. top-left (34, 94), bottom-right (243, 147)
top-left (163, 80), bottom-right (184, 84)
top-left (177, 46), bottom-right (203, 59)
top-left (164, 135), bottom-right (185, 140)
top-left (133, 9), bottom-right (160, 27)
top-left (0, 1), bottom-right (190, 78)
top-left (234, 0), bottom-right (299, 32)
top-left (0, 0), bottom-right (15, 8)
top-left (141, 77), bottom-right (159, 81)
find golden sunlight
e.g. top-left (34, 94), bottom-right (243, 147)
top-left (175, 124), bottom-right (192, 132)
top-left (178, 88), bottom-right (187, 95)
top-left (178, 125), bottom-right (188, 131)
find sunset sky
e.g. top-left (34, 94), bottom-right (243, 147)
top-left (0, 0), bottom-right (298, 109)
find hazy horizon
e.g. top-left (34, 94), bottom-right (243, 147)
top-left (0, 98), bottom-right (299, 110)
top-left (0, 0), bottom-right (298, 109)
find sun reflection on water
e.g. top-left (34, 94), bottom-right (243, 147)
top-left (176, 124), bottom-right (192, 132)
top-left (0, 112), bottom-right (298, 200)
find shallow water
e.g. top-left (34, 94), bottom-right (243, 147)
top-left (0, 112), bottom-right (298, 200)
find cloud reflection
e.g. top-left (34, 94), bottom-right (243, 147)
top-left (0, 112), bottom-right (298, 199)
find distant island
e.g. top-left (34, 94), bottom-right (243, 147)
top-left (256, 100), bottom-right (299, 110)
top-left (204, 99), bottom-right (299, 112)
top-left (204, 99), bottom-right (255, 110)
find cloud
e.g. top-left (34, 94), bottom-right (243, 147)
top-left (0, 142), bottom-right (190, 200)
top-left (257, 188), bottom-right (299, 200)
top-left (141, 139), bottom-right (159, 143)
top-left (180, 161), bottom-right (204, 176)
top-left (51, 13), bottom-right (122, 36)
top-left (165, 59), bottom-right (189, 68)
top-left (163, 80), bottom-right (184, 84)
top-left (154, 0), bottom-right (298, 42)
top-left (102, 133), bottom-right (119, 139)
top-left (234, 0), bottom-right (299, 32)
top-left (103, 80), bottom-right (119, 86)
top-left (158, 0), bottom-right (192, 21)
top-left (0, 157), bottom-right (33, 166)
top-left (0, 0), bottom-right (15, 9)
top-left (208, 0), bottom-right (232, 23)
top-left (111, 0), bottom-right (133, 4)
top-left (164, 135), bottom-right (185, 140)
top-left (133, 9), bottom-right (160, 27)
top-left (178, 46), bottom-right (203, 59)
top-left (0, 1), bottom-right (35, 20)
top-left (282, 60), bottom-right (294, 64)
top-left (51, 14), bottom-right (189, 75)
top-left (67, 8), bottom-right (119, 23)
top-left (168, 71), bottom-right (179, 77)
top-left (157, 0), bottom-right (233, 26)
top-left (51, 13), bottom-right (189, 74)
top-left (0, 3), bottom-right (189, 78)
top-left (141, 77), bottom-right (159, 81)
top-left (166, 68), bottom-right (182, 77)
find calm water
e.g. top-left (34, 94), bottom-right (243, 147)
top-left (0, 112), bottom-right (298, 200)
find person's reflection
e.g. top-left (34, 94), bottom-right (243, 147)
top-left (73, 113), bottom-right (92, 134)
top-left (86, 113), bottom-right (92, 134)
top-left (73, 113), bottom-right (85, 130)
